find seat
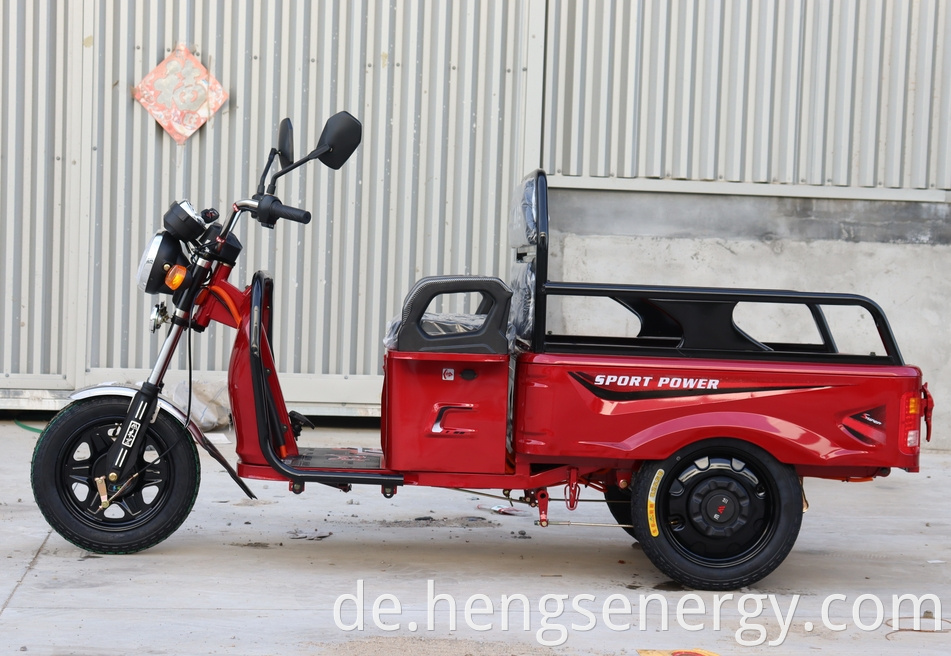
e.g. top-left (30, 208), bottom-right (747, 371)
top-left (386, 276), bottom-right (513, 354)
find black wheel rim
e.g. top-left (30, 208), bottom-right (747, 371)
top-left (659, 452), bottom-right (778, 568)
top-left (53, 416), bottom-right (178, 532)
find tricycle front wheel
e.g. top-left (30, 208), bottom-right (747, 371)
top-left (630, 438), bottom-right (803, 590)
top-left (31, 397), bottom-right (201, 554)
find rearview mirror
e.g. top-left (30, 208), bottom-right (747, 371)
top-left (265, 111), bottom-right (362, 193)
top-left (313, 111), bottom-right (362, 169)
top-left (278, 118), bottom-right (294, 169)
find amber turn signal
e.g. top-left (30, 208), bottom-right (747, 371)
top-left (164, 264), bottom-right (189, 290)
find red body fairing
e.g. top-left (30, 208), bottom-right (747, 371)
top-left (383, 351), bottom-right (510, 474)
top-left (191, 271), bottom-right (303, 477)
top-left (513, 353), bottom-right (922, 478)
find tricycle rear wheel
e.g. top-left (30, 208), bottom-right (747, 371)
top-left (630, 438), bottom-right (802, 590)
top-left (604, 485), bottom-right (637, 539)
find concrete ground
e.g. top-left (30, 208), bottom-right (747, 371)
top-left (1, 416), bottom-right (948, 655)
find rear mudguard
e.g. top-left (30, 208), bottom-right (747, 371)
top-left (70, 385), bottom-right (256, 499)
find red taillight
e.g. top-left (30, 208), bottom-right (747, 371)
top-left (899, 391), bottom-right (922, 454)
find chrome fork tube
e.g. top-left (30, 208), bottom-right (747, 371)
top-left (146, 254), bottom-right (213, 387)
top-left (148, 322), bottom-right (186, 387)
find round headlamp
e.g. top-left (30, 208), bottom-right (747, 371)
top-left (137, 231), bottom-right (189, 294)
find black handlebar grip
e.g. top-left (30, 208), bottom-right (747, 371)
top-left (257, 195), bottom-right (312, 225)
top-left (271, 201), bottom-right (311, 224)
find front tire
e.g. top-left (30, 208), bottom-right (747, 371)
top-left (631, 439), bottom-right (802, 590)
top-left (31, 397), bottom-right (201, 553)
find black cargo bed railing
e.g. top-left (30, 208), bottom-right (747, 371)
top-left (539, 281), bottom-right (904, 366)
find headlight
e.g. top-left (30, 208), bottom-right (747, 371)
top-left (137, 231), bottom-right (188, 294)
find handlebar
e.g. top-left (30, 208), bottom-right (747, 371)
top-left (215, 195), bottom-right (311, 249)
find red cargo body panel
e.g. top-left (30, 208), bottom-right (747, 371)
top-left (514, 353), bottom-right (922, 475)
top-left (384, 351), bottom-right (510, 474)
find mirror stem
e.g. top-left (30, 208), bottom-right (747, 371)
top-left (266, 145), bottom-right (331, 195)
top-left (257, 148), bottom-right (279, 196)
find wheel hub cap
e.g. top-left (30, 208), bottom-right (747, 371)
top-left (689, 476), bottom-right (750, 537)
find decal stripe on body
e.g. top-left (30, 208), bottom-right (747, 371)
top-left (569, 371), bottom-right (825, 402)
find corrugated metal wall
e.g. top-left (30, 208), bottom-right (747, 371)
top-left (0, 0), bottom-right (543, 410)
top-left (2, 0), bottom-right (948, 411)
top-left (544, 0), bottom-right (951, 196)
top-left (0, 1), bottom-right (76, 395)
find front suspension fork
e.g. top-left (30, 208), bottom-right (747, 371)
top-left (100, 253), bottom-right (213, 501)
top-left (99, 317), bottom-right (189, 500)
top-left (100, 381), bottom-right (162, 493)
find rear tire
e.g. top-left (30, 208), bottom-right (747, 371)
top-left (31, 397), bottom-right (201, 553)
top-left (604, 485), bottom-right (637, 539)
top-left (631, 439), bottom-right (802, 590)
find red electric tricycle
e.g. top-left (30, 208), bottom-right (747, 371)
top-left (31, 112), bottom-right (932, 590)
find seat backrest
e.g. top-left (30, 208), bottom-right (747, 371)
top-left (393, 276), bottom-right (513, 354)
top-left (508, 171), bottom-right (546, 349)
